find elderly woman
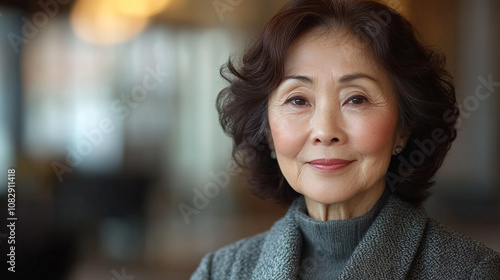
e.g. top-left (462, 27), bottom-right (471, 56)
top-left (192, 0), bottom-right (500, 279)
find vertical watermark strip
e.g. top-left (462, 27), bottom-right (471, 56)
top-left (6, 168), bottom-right (16, 273)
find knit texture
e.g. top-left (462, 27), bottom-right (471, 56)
top-left (294, 189), bottom-right (388, 279)
top-left (191, 192), bottom-right (500, 280)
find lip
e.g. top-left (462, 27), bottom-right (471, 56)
top-left (307, 158), bottom-right (355, 173)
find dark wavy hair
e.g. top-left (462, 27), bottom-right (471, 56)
top-left (216, 0), bottom-right (459, 207)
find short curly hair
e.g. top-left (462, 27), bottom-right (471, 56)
top-left (216, 0), bottom-right (459, 207)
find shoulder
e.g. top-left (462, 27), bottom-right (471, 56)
top-left (423, 218), bottom-right (500, 261)
top-left (190, 231), bottom-right (269, 280)
top-left (378, 195), bottom-right (500, 278)
top-left (190, 200), bottom-right (303, 280)
top-left (190, 208), bottom-right (301, 280)
top-left (409, 217), bottom-right (500, 278)
top-left (212, 230), bottom-right (269, 270)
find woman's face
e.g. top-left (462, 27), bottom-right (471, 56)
top-left (268, 29), bottom-right (406, 207)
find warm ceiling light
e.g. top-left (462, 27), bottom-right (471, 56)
top-left (114, 0), bottom-right (173, 18)
top-left (70, 0), bottom-right (150, 46)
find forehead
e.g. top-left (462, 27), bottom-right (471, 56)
top-left (283, 28), bottom-right (385, 78)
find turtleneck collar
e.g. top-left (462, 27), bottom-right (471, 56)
top-left (292, 187), bottom-right (390, 279)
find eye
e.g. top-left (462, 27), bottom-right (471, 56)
top-left (286, 96), bottom-right (309, 106)
top-left (346, 95), bottom-right (368, 105)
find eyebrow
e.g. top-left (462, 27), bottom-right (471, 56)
top-left (283, 74), bottom-right (313, 84)
top-left (283, 73), bottom-right (378, 84)
top-left (338, 73), bottom-right (378, 84)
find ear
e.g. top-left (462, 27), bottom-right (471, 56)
top-left (393, 126), bottom-right (411, 155)
top-left (264, 126), bottom-right (275, 151)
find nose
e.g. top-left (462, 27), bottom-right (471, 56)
top-left (310, 105), bottom-right (346, 145)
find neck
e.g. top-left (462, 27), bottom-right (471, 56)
top-left (304, 180), bottom-right (386, 221)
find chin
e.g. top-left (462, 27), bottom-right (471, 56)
top-left (301, 187), bottom-right (358, 205)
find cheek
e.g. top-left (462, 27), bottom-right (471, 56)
top-left (351, 113), bottom-right (398, 154)
top-left (269, 115), bottom-right (307, 156)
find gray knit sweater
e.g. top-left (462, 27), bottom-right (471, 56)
top-left (191, 192), bottom-right (500, 279)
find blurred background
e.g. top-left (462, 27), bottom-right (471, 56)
top-left (0, 0), bottom-right (498, 279)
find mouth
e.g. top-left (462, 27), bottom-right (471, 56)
top-left (306, 158), bottom-right (355, 173)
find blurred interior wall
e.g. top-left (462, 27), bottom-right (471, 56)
top-left (0, 1), bottom-right (498, 279)
top-left (400, 0), bottom-right (499, 227)
top-left (427, 0), bottom-right (500, 199)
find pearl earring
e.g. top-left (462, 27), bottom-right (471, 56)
top-left (395, 146), bottom-right (404, 154)
top-left (270, 150), bottom-right (277, 159)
